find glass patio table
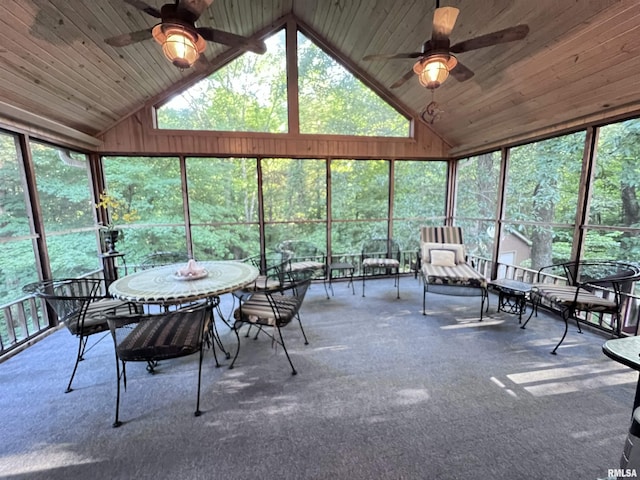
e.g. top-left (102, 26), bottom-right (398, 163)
top-left (108, 260), bottom-right (259, 305)
top-left (108, 260), bottom-right (259, 364)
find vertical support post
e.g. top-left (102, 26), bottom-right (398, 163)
top-left (286, 18), bottom-right (300, 136)
top-left (491, 147), bottom-right (509, 280)
top-left (446, 158), bottom-right (457, 226)
top-left (180, 155), bottom-right (193, 258)
top-left (571, 126), bottom-right (598, 264)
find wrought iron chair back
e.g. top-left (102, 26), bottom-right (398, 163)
top-left (361, 238), bottom-right (401, 298)
top-left (139, 251), bottom-right (190, 270)
top-left (277, 240), bottom-right (328, 297)
top-left (231, 276), bottom-right (311, 375)
top-left (106, 302), bottom-right (212, 427)
top-left (525, 260), bottom-right (640, 353)
top-left (24, 278), bottom-right (123, 392)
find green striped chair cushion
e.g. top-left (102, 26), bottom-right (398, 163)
top-left (419, 226), bottom-right (463, 245)
top-left (288, 261), bottom-right (324, 271)
top-left (67, 298), bottom-right (127, 335)
top-left (243, 275), bottom-right (281, 291)
top-left (234, 294), bottom-right (300, 327)
top-left (530, 284), bottom-right (617, 312)
top-left (362, 258), bottom-right (400, 268)
top-left (422, 262), bottom-right (487, 289)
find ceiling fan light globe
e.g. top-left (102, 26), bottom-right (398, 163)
top-left (152, 23), bottom-right (206, 69)
top-left (417, 54), bottom-right (458, 89)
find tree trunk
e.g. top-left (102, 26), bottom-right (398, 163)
top-left (530, 182), bottom-right (555, 270)
top-left (621, 183), bottom-right (640, 227)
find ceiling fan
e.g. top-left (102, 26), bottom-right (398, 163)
top-left (363, 3), bottom-right (529, 90)
top-left (105, 0), bottom-right (266, 69)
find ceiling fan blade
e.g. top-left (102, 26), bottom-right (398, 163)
top-left (363, 52), bottom-right (424, 61)
top-left (450, 61), bottom-right (474, 82)
top-left (124, 0), bottom-right (162, 18)
top-left (197, 27), bottom-right (266, 54)
top-left (177, 0), bottom-right (214, 19)
top-left (450, 24), bottom-right (530, 53)
top-left (105, 28), bottom-right (153, 47)
top-left (431, 7), bottom-right (459, 42)
top-left (390, 68), bottom-right (416, 89)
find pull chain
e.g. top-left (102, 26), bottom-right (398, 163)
top-left (421, 90), bottom-right (444, 124)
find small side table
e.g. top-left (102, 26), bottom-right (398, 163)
top-left (99, 252), bottom-right (127, 290)
top-left (490, 278), bottom-right (531, 322)
top-left (328, 262), bottom-right (355, 296)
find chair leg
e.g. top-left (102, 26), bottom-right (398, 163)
top-left (422, 285), bottom-right (427, 316)
top-left (244, 324), bottom-right (252, 337)
top-left (276, 325), bottom-right (297, 375)
top-left (66, 335), bottom-right (88, 393)
top-left (211, 320), bottom-right (229, 361)
top-left (253, 325), bottom-right (262, 340)
top-left (349, 271), bottom-right (355, 295)
top-left (194, 346), bottom-right (204, 417)
top-left (323, 274), bottom-right (329, 299)
top-left (362, 270), bottom-right (366, 297)
top-left (521, 297), bottom-right (538, 329)
top-left (206, 324), bottom-right (221, 368)
top-left (396, 270), bottom-right (400, 299)
top-left (113, 358), bottom-right (124, 428)
top-left (295, 313), bottom-right (309, 345)
top-left (329, 269), bottom-right (335, 297)
top-left (551, 309), bottom-right (571, 355)
top-left (229, 324), bottom-right (242, 370)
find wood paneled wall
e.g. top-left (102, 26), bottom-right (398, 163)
top-left (98, 107), bottom-right (451, 159)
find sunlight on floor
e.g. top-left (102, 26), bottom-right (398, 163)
top-left (0, 445), bottom-right (99, 475)
top-left (440, 319), bottom-right (504, 329)
top-left (508, 363), bottom-right (632, 384)
top-left (505, 363), bottom-right (637, 397)
top-left (490, 376), bottom-right (519, 398)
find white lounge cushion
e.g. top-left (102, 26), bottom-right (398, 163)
top-left (429, 249), bottom-right (456, 267)
top-left (421, 242), bottom-right (465, 264)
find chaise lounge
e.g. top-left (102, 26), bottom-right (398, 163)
top-left (418, 226), bottom-right (488, 319)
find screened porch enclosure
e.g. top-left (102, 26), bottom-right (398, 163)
top-left (3, 117), bottom-right (640, 356)
top-left (2, 11), bottom-right (640, 357)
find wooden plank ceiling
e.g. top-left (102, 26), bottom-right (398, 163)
top-left (0, 0), bottom-right (639, 156)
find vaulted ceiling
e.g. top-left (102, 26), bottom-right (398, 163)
top-left (1, 0), bottom-right (639, 157)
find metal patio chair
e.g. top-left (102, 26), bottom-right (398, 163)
top-left (23, 278), bottom-right (128, 393)
top-left (277, 240), bottom-right (329, 298)
top-left (231, 273), bottom-right (311, 375)
top-left (361, 238), bottom-right (401, 299)
top-left (106, 301), bottom-right (212, 427)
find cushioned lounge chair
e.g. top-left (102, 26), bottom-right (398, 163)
top-left (418, 226), bottom-right (488, 319)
